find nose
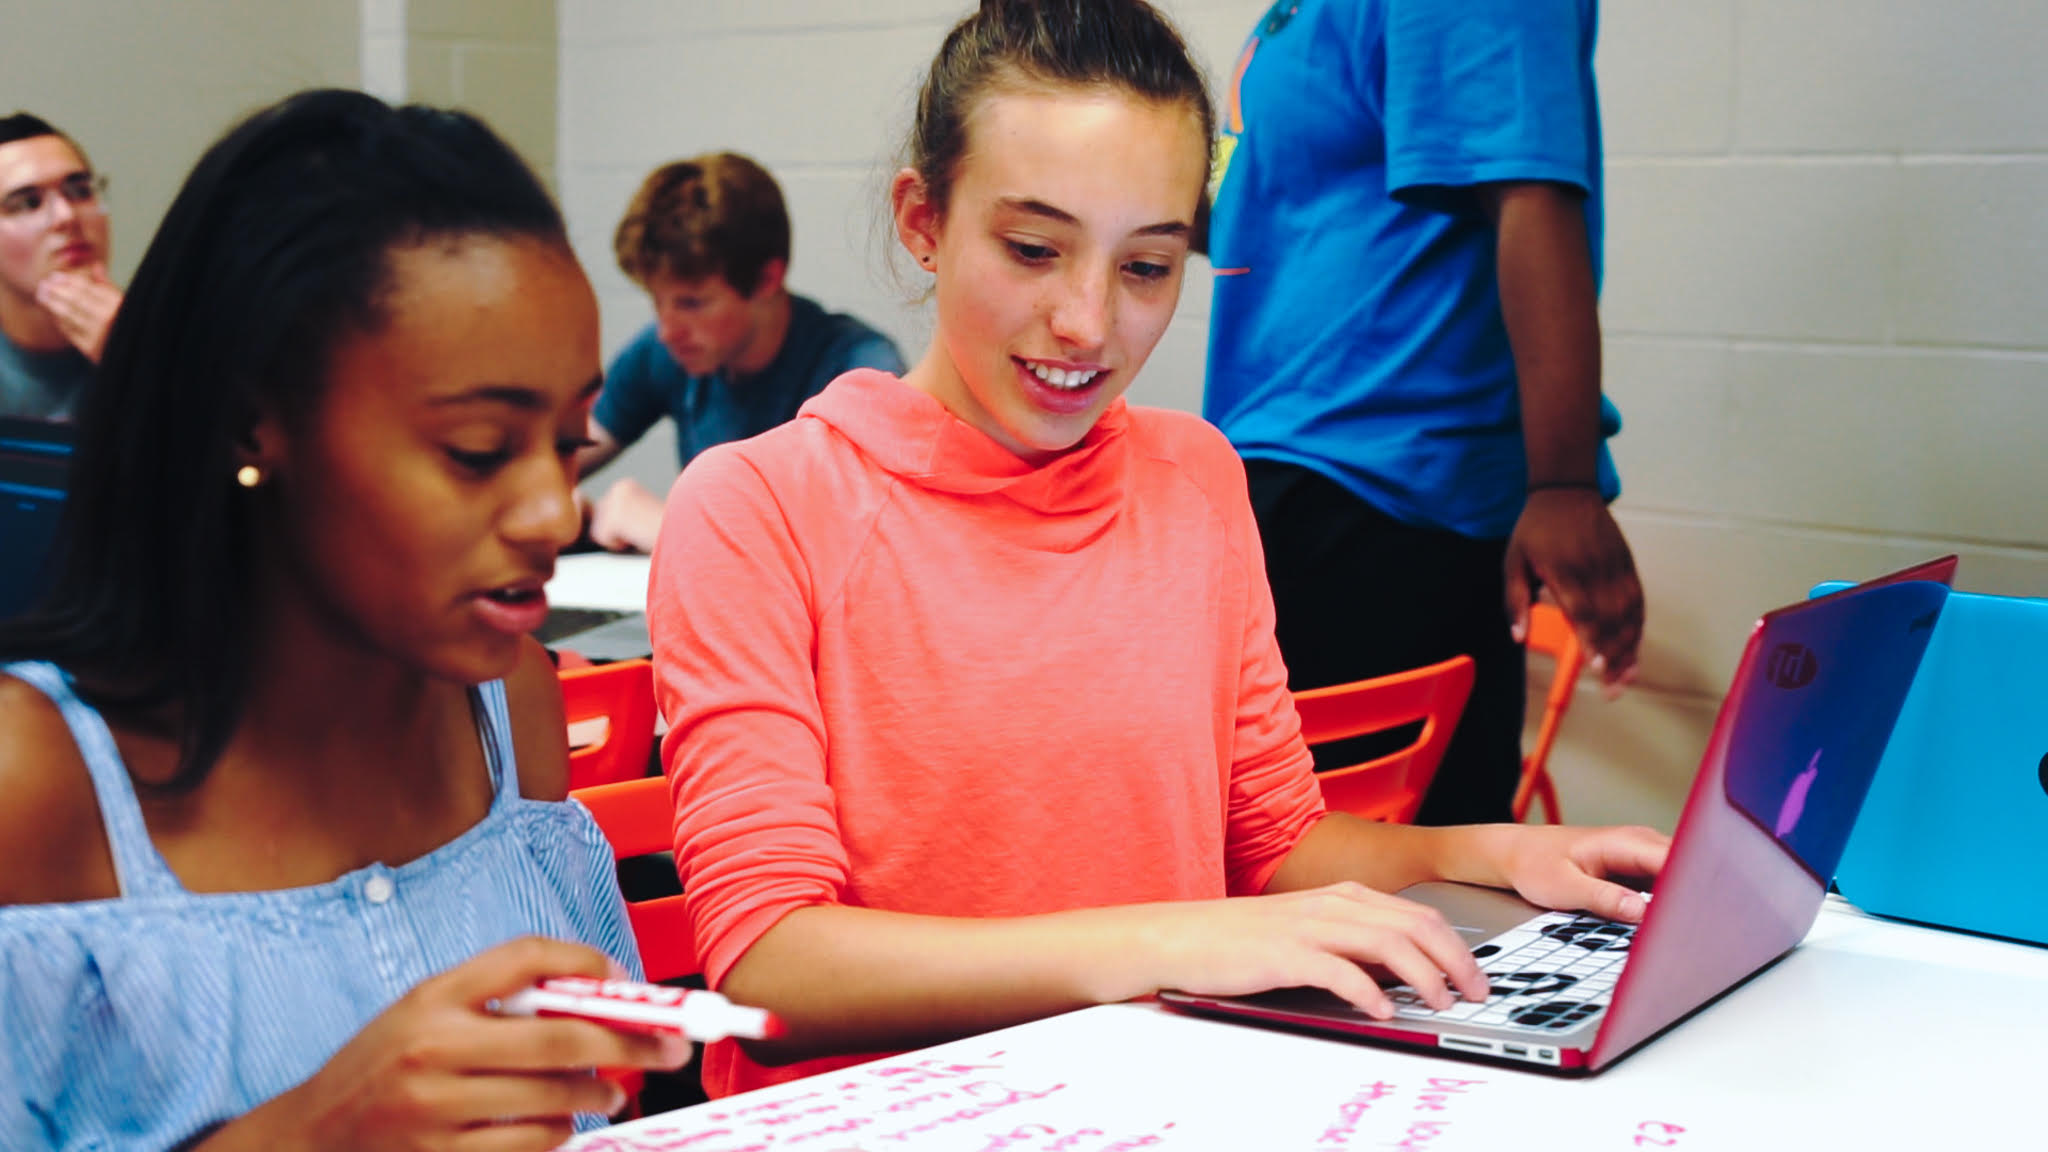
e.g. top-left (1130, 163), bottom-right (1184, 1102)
top-left (502, 456), bottom-right (584, 557)
top-left (656, 305), bottom-right (696, 348)
top-left (1047, 263), bottom-right (1113, 354)
top-left (43, 191), bottom-right (80, 229)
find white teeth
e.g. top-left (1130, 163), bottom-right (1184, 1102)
top-left (1027, 362), bottom-right (1100, 390)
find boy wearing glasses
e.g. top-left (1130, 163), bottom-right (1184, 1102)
top-left (1, 113), bottom-right (118, 420)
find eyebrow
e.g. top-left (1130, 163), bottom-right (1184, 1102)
top-left (431, 375), bottom-right (604, 412)
top-left (996, 196), bottom-right (1191, 239)
top-left (0, 168), bottom-right (92, 198)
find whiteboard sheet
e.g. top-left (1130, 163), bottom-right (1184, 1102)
top-left (563, 1004), bottom-right (1713, 1152)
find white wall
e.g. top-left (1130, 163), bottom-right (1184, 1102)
top-left (1, 0), bottom-right (362, 284)
top-left (556, 0), bottom-right (2048, 830)
top-left (1575, 0), bottom-right (2048, 827)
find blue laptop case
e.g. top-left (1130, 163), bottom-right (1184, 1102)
top-left (1815, 582), bottom-right (2048, 946)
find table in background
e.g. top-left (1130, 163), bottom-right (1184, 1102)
top-left (566, 897), bottom-right (2047, 1150)
top-left (549, 552), bottom-right (653, 614)
top-left (548, 552), bottom-right (657, 748)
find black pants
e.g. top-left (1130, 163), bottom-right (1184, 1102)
top-left (1246, 459), bottom-right (1524, 826)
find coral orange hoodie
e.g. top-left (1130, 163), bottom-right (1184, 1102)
top-left (649, 369), bottom-right (1324, 1096)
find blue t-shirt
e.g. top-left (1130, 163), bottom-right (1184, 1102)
top-left (592, 293), bottom-right (904, 470)
top-left (0, 331), bottom-right (91, 421)
top-left (1204, 0), bottom-right (1620, 539)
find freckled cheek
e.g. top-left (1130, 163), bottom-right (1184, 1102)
top-left (1119, 290), bottom-right (1180, 357)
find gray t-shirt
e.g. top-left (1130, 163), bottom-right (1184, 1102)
top-left (0, 331), bottom-right (92, 421)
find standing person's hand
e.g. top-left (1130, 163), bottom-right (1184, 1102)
top-left (34, 268), bottom-right (122, 363)
top-left (1503, 486), bottom-right (1642, 695)
top-left (197, 937), bottom-right (690, 1152)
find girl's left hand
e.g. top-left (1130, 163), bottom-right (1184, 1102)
top-left (1494, 824), bottom-right (1669, 923)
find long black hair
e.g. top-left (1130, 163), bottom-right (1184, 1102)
top-left (0, 88), bottom-right (568, 792)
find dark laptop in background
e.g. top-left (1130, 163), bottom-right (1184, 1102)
top-left (533, 606), bottom-right (652, 662)
top-left (1161, 557), bottom-right (1956, 1074)
top-left (0, 416), bottom-right (75, 620)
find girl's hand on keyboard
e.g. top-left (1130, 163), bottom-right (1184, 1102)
top-left (1490, 824), bottom-right (1670, 923)
top-left (1135, 883), bottom-right (1492, 1019)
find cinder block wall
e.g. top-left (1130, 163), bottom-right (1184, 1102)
top-left (1, 0), bottom-right (361, 285)
top-left (402, 0), bottom-right (559, 191)
top-left (558, 0), bottom-right (2048, 830)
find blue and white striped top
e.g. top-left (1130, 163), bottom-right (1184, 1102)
top-left (0, 661), bottom-right (642, 1151)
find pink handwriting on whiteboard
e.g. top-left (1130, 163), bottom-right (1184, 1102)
top-left (1633, 1121), bottom-right (1687, 1147)
top-left (1386, 1120), bottom-right (1451, 1150)
top-left (1412, 1077), bottom-right (1485, 1113)
top-left (1316, 1080), bottom-right (1399, 1146)
top-left (872, 1081), bottom-right (1068, 1142)
top-left (567, 1130), bottom-right (767, 1152)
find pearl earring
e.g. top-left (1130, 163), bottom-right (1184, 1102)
top-left (235, 465), bottom-right (262, 488)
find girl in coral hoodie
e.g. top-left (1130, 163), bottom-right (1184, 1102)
top-left (650, 0), bottom-right (1670, 1099)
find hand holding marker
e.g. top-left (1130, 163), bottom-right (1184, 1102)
top-left (499, 976), bottom-right (783, 1041)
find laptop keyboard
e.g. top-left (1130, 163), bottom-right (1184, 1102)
top-left (1385, 910), bottom-right (1636, 1033)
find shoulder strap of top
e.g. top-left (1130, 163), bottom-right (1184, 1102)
top-left (470, 679), bottom-right (520, 807)
top-left (2, 661), bottom-right (183, 898)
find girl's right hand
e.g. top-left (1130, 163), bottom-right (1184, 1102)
top-left (1137, 883), bottom-right (1490, 1019)
top-left (205, 936), bottom-right (691, 1152)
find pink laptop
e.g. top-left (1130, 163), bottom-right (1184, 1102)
top-left (1159, 556), bottom-right (1956, 1074)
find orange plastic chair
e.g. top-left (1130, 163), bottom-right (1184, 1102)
top-left (1515, 603), bottom-right (1583, 824)
top-left (1292, 654), bottom-right (1476, 823)
top-left (569, 773), bottom-right (698, 1114)
top-left (558, 658), bottom-right (656, 792)
top-left (571, 774), bottom-right (697, 982)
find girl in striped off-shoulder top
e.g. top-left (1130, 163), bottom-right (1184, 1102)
top-left (0, 90), bottom-right (688, 1151)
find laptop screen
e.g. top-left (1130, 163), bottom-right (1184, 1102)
top-left (1718, 581), bottom-right (1944, 880)
top-left (1718, 558), bottom-right (1954, 882)
top-left (0, 416), bottom-right (75, 620)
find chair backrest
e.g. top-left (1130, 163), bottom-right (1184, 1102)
top-left (1515, 603), bottom-right (1584, 824)
top-left (558, 658), bottom-right (657, 792)
top-left (571, 774), bottom-right (698, 982)
top-left (1293, 654), bottom-right (1475, 823)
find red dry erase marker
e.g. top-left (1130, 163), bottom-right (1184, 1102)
top-left (498, 977), bottom-right (784, 1042)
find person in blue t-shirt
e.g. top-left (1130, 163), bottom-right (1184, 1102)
top-left (1203, 0), bottom-right (1643, 825)
top-left (576, 152), bottom-right (904, 552)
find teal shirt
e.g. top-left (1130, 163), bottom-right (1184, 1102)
top-left (592, 293), bottom-right (904, 470)
top-left (0, 332), bottom-right (91, 421)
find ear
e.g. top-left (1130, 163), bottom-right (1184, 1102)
top-left (891, 167), bottom-right (941, 269)
top-left (235, 407), bottom-right (288, 482)
top-left (750, 257), bottom-right (788, 301)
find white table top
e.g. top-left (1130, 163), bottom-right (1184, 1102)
top-left (567, 897), bottom-right (2048, 1150)
top-left (548, 552), bottom-right (652, 613)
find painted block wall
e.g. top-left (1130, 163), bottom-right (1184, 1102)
top-left (556, 0), bottom-right (2048, 830)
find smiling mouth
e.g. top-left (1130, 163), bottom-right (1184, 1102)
top-left (1022, 360), bottom-right (1103, 391)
